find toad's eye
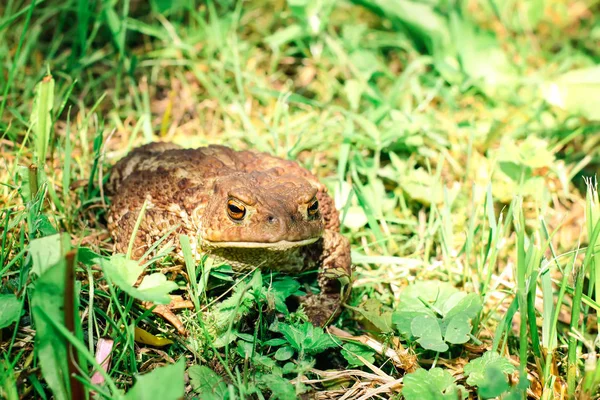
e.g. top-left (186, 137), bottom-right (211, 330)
top-left (307, 198), bottom-right (319, 216)
top-left (227, 199), bottom-right (246, 221)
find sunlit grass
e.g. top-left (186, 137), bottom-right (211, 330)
top-left (2, 0), bottom-right (600, 398)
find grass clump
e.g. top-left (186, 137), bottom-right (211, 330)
top-left (2, 0), bottom-right (600, 399)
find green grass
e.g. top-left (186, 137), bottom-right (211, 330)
top-left (2, 0), bottom-right (600, 398)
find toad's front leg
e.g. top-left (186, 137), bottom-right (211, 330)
top-left (300, 229), bottom-right (352, 326)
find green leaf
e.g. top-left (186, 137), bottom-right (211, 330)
top-left (258, 374), bottom-right (296, 400)
top-left (411, 315), bottom-right (448, 352)
top-left (31, 260), bottom-right (69, 400)
top-left (275, 346), bottom-right (295, 361)
top-left (353, 298), bottom-right (394, 333)
top-left (449, 13), bottom-right (516, 90)
top-left (341, 342), bottom-right (376, 367)
top-left (264, 338), bottom-right (288, 346)
top-left (278, 322), bottom-right (339, 355)
top-left (188, 365), bottom-right (228, 400)
top-left (443, 313), bottom-right (471, 344)
top-left (403, 368), bottom-right (467, 400)
top-left (271, 277), bottom-right (301, 314)
top-left (31, 74), bottom-right (55, 168)
top-left (237, 340), bottom-right (254, 358)
top-left (29, 233), bottom-right (70, 276)
top-left (399, 280), bottom-right (459, 312)
top-left (464, 351), bottom-right (516, 396)
top-left (0, 294), bottom-right (20, 329)
top-left (100, 255), bottom-right (178, 304)
top-left (543, 65), bottom-right (600, 121)
top-left (76, 247), bottom-right (102, 267)
top-left (125, 359), bottom-right (185, 400)
top-left (444, 293), bottom-right (483, 321)
top-left (264, 24), bottom-right (304, 48)
top-left (393, 309), bottom-right (433, 337)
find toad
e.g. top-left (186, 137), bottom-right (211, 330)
top-left (106, 143), bottom-right (352, 327)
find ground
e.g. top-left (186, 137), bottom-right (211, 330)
top-left (1, 0), bottom-right (600, 399)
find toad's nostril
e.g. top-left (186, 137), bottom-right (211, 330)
top-left (267, 215), bottom-right (277, 224)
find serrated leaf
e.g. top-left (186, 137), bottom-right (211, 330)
top-left (403, 368), bottom-right (467, 400)
top-left (341, 343), bottom-right (376, 367)
top-left (136, 273), bottom-right (179, 304)
top-left (0, 294), bottom-right (21, 329)
top-left (100, 255), bottom-right (177, 304)
top-left (464, 351), bottom-right (516, 388)
top-left (278, 322), bottom-right (339, 355)
top-left (411, 315), bottom-right (448, 352)
top-left (188, 365), bottom-right (228, 400)
top-left (124, 359), bottom-right (185, 400)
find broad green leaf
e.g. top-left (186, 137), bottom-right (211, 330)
top-left (449, 13), bottom-right (516, 90)
top-left (271, 277), bottom-right (301, 314)
top-left (100, 255), bottom-right (177, 304)
top-left (278, 323), bottom-right (339, 355)
top-left (341, 343), bottom-right (376, 367)
top-left (188, 365), bottom-right (228, 400)
top-left (259, 374), bottom-right (296, 400)
top-left (237, 340), bottom-right (254, 358)
top-left (136, 273), bottom-right (180, 304)
top-left (439, 292), bottom-right (467, 316)
top-left (353, 298), bottom-right (394, 333)
top-left (29, 233), bottom-right (70, 276)
top-left (444, 293), bottom-right (483, 320)
top-left (398, 280), bottom-right (459, 313)
top-left (411, 315), bottom-right (448, 352)
top-left (443, 313), bottom-right (471, 344)
top-left (463, 351), bottom-right (516, 388)
top-left (275, 346), bottom-right (295, 361)
top-left (478, 366), bottom-right (513, 398)
top-left (31, 260), bottom-right (69, 400)
top-left (393, 310), bottom-right (433, 337)
top-left (0, 294), bottom-right (20, 329)
top-left (543, 66), bottom-right (600, 121)
top-left (77, 247), bottom-right (102, 267)
top-left (125, 359), bottom-right (185, 400)
top-left (403, 368), bottom-right (467, 400)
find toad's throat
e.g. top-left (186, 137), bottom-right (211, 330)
top-left (201, 237), bottom-right (319, 250)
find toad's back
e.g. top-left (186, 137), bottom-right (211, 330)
top-left (106, 143), bottom-right (337, 262)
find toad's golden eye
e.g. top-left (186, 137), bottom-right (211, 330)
top-left (227, 199), bottom-right (246, 221)
top-left (307, 198), bottom-right (319, 216)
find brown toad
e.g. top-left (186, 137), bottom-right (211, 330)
top-left (106, 142), bottom-right (352, 326)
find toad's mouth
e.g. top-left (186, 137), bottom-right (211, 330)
top-left (201, 237), bottom-right (319, 250)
